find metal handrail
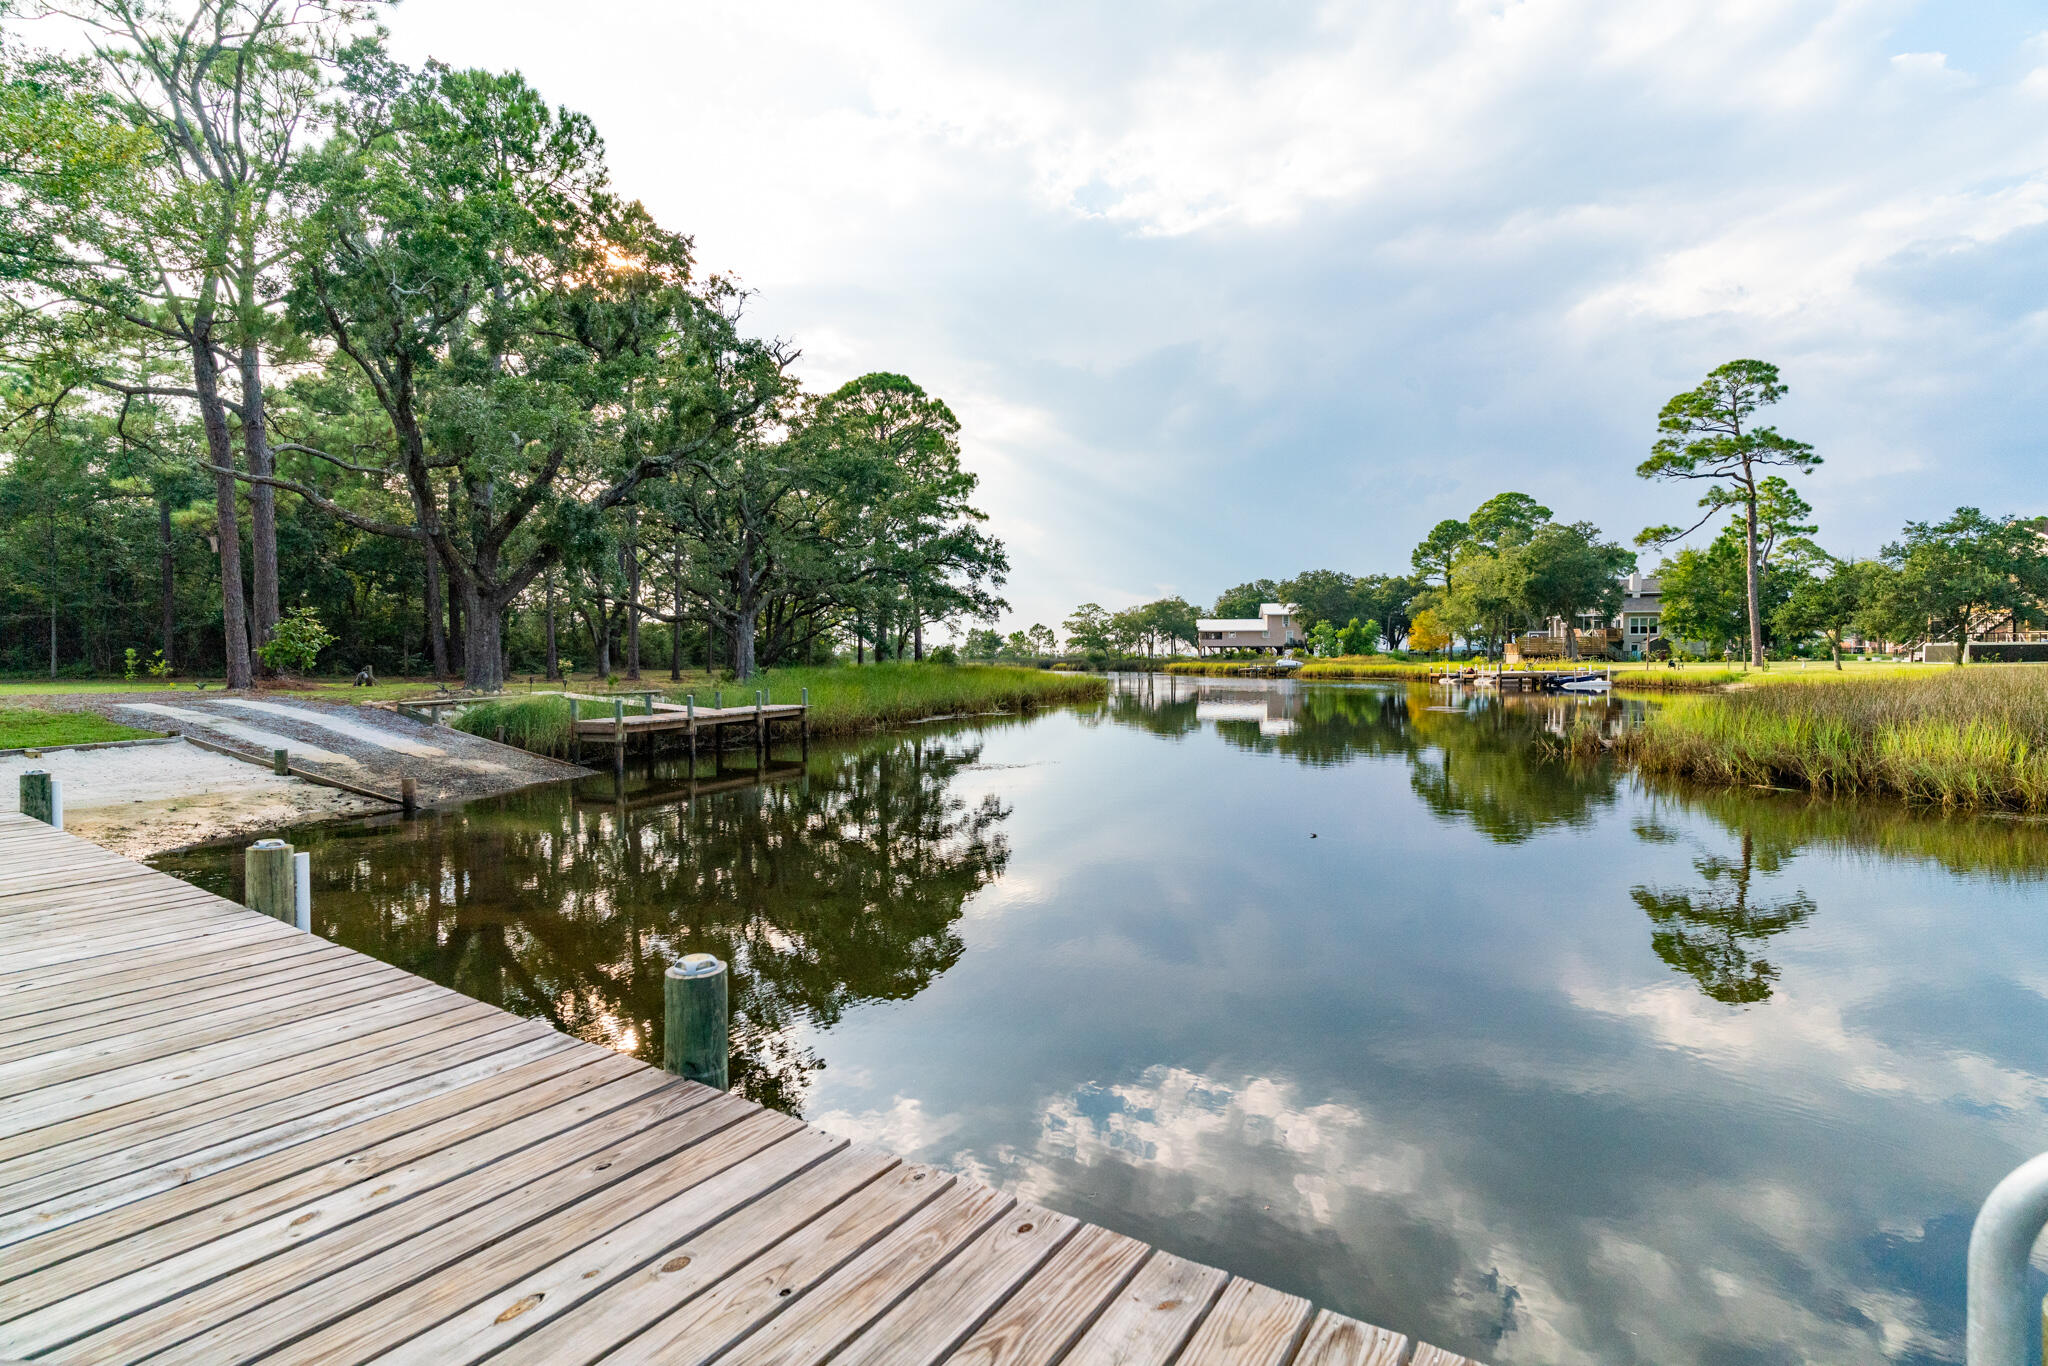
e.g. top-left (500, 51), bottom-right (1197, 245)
top-left (1968, 1152), bottom-right (2048, 1362)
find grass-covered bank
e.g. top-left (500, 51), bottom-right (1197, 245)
top-left (1604, 669), bottom-right (2048, 812)
top-left (0, 706), bottom-right (159, 750)
top-left (455, 664), bottom-right (1108, 758)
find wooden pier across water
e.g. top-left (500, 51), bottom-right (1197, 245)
top-left (0, 813), bottom-right (1483, 1366)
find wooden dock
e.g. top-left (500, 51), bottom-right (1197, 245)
top-left (1434, 668), bottom-right (1611, 694)
top-left (561, 697), bottom-right (809, 770)
top-left (0, 812), bottom-right (1483, 1365)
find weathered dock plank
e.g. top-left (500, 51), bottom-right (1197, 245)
top-left (0, 812), bottom-right (1484, 1365)
top-left (1180, 1279), bottom-right (1316, 1366)
top-left (948, 1223), bottom-right (1153, 1366)
top-left (1064, 1249), bottom-right (1231, 1364)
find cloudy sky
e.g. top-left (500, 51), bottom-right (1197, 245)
top-left (386, 1), bottom-right (2048, 634)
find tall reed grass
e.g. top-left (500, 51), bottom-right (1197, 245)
top-left (453, 695), bottom-right (574, 756)
top-left (723, 664), bottom-right (1106, 735)
top-left (1619, 669), bottom-right (2048, 812)
top-left (454, 663), bottom-right (1106, 757)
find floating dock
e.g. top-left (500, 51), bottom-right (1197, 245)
top-left (0, 813), bottom-right (1483, 1365)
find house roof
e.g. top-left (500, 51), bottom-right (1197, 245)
top-left (1197, 603), bottom-right (1300, 632)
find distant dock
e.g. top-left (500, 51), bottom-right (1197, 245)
top-left (1433, 668), bottom-right (1612, 694)
top-left (0, 813), bottom-right (1484, 1365)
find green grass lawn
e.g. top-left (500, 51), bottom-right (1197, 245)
top-left (0, 679), bottom-right (208, 696)
top-left (0, 706), bottom-right (160, 750)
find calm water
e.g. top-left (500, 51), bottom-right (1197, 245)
top-left (156, 676), bottom-right (2048, 1365)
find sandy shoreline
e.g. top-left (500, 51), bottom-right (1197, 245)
top-left (0, 740), bottom-right (382, 859)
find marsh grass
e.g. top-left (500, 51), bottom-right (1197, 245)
top-left (454, 663), bottom-right (1107, 757)
top-left (1619, 668), bottom-right (2048, 811)
top-left (453, 695), bottom-right (575, 756)
top-left (1608, 668), bottom-right (1750, 691)
top-left (726, 664), bottom-right (1105, 734)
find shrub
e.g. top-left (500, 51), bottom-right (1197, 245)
top-left (258, 607), bottom-right (334, 675)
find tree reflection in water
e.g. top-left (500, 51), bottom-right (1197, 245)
top-left (1102, 676), bottom-right (2048, 1011)
top-left (158, 735), bottom-right (1010, 1117)
top-left (1630, 829), bottom-right (1817, 1005)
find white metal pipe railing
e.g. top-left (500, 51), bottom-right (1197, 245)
top-left (1968, 1151), bottom-right (2048, 1363)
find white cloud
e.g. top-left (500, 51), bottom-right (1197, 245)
top-left (383, 1), bottom-right (2048, 629)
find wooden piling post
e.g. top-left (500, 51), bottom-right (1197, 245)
top-left (400, 776), bottom-right (418, 813)
top-left (272, 748), bottom-right (290, 776)
top-left (663, 953), bottom-right (729, 1089)
top-left (18, 770), bottom-right (60, 829)
top-left (686, 694), bottom-right (697, 768)
top-left (800, 687), bottom-right (810, 749)
top-left (755, 690), bottom-right (765, 760)
top-left (245, 839), bottom-right (296, 923)
top-left (569, 698), bottom-right (581, 764)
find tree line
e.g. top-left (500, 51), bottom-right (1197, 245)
top-left (0, 1), bottom-right (1005, 687)
top-left (1636, 360), bottom-right (2047, 667)
top-left (1044, 359), bottom-right (2044, 667)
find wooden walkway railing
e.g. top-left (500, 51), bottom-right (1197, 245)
top-left (0, 813), bottom-right (1483, 1366)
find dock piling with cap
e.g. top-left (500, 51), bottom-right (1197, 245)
top-left (244, 839), bottom-right (296, 923)
top-left (663, 952), bottom-right (729, 1089)
top-left (18, 769), bottom-right (60, 829)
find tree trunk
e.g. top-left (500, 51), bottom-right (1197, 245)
top-left (733, 608), bottom-right (757, 680)
top-left (462, 586), bottom-right (505, 691)
top-left (669, 540), bottom-right (684, 681)
top-left (1564, 624), bottom-right (1580, 661)
top-left (445, 479), bottom-right (465, 675)
top-left (545, 569), bottom-right (560, 680)
top-left (448, 581), bottom-right (465, 674)
top-left (158, 498), bottom-right (176, 670)
top-left (912, 604), bottom-right (924, 662)
top-left (1744, 484), bottom-right (1765, 671)
top-left (191, 339), bottom-right (253, 689)
top-left (239, 339), bottom-right (279, 663)
top-left (623, 509), bottom-right (641, 680)
top-left (423, 544), bottom-right (449, 678)
top-left (46, 513), bottom-right (57, 679)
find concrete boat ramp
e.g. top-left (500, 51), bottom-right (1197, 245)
top-left (0, 813), bottom-right (1484, 1365)
top-left (99, 694), bottom-right (582, 806)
